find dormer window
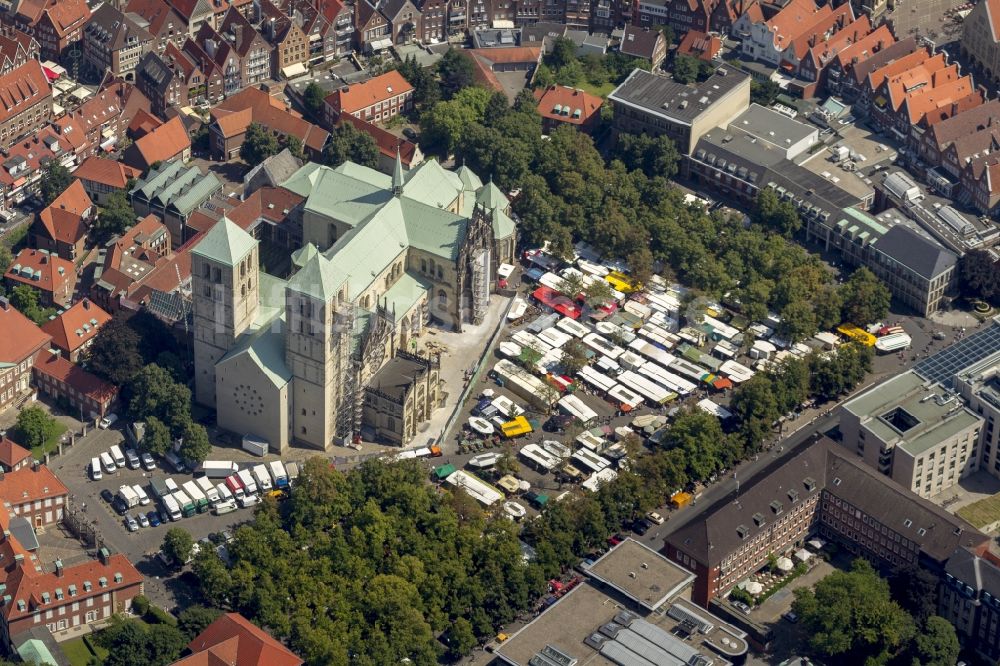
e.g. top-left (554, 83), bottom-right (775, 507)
top-left (788, 489), bottom-right (799, 503)
top-left (804, 477), bottom-right (816, 491)
top-left (770, 500), bottom-right (783, 515)
top-left (736, 524), bottom-right (749, 539)
top-left (752, 512), bottom-right (765, 527)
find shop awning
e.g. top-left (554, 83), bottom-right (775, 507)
top-left (369, 38), bottom-right (392, 51)
top-left (42, 66), bottom-right (59, 82)
top-left (281, 62), bottom-right (308, 79)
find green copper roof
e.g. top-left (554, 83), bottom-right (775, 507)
top-left (303, 167), bottom-right (392, 228)
top-left (171, 172), bottom-right (222, 215)
top-left (383, 271), bottom-right (434, 322)
top-left (291, 243), bottom-right (319, 268)
top-left (399, 198), bottom-right (465, 259)
top-left (280, 162), bottom-right (324, 197)
top-left (217, 316), bottom-right (292, 388)
top-left (493, 208), bottom-right (516, 240)
top-left (476, 180), bottom-right (509, 211)
top-left (287, 250), bottom-right (345, 301)
top-left (191, 216), bottom-right (257, 266)
top-left (456, 165), bottom-right (483, 191)
top-left (402, 159), bottom-right (463, 209)
top-left (333, 161), bottom-right (391, 188)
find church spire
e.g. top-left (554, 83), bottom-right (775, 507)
top-left (392, 147), bottom-right (404, 196)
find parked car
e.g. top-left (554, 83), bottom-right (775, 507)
top-left (731, 600), bottom-right (752, 614)
top-left (99, 413), bottom-right (119, 429)
top-left (100, 489), bottom-right (115, 504)
top-left (124, 515), bottom-right (139, 532)
top-left (138, 513), bottom-right (150, 528)
top-left (647, 511), bottom-right (665, 525)
top-left (782, 611), bottom-right (799, 624)
top-left (607, 533), bottom-right (624, 547)
top-left (140, 452), bottom-right (156, 471)
top-left (111, 498), bottom-right (128, 515)
top-left (147, 511), bottom-right (161, 527)
top-left (402, 127), bottom-right (417, 140)
top-left (632, 518), bottom-right (652, 536)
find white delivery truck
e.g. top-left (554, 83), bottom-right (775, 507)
top-left (237, 469), bottom-right (258, 495)
top-left (252, 464), bottom-right (273, 491)
top-left (165, 478), bottom-right (179, 493)
top-left (131, 484), bottom-right (151, 506)
top-left (117, 485), bottom-right (140, 509)
top-left (285, 462), bottom-right (299, 485)
top-left (268, 461), bottom-right (288, 490)
top-left (162, 494), bottom-right (182, 521)
top-left (182, 480), bottom-right (210, 513)
top-left (100, 451), bottom-right (116, 474)
top-left (109, 445), bottom-right (126, 469)
top-left (199, 460), bottom-right (240, 479)
top-left (216, 482), bottom-right (234, 503)
top-left (90, 457), bottom-right (103, 481)
top-left (195, 476), bottom-right (220, 503)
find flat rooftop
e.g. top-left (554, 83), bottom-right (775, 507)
top-left (844, 371), bottom-right (981, 456)
top-left (917, 317), bottom-right (1000, 388)
top-left (495, 581), bottom-right (748, 666)
top-left (796, 150), bottom-right (876, 204)
top-left (609, 68), bottom-right (748, 124)
top-left (730, 103), bottom-right (817, 150)
top-left (586, 538), bottom-right (695, 610)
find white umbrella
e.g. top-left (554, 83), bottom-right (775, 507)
top-left (745, 581), bottom-right (763, 594)
top-left (481, 389), bottom-right (495, 398)
top-left (776, 556), bottom-right (794, 572)
top-left (794, 549), bottom-right (812, 562)
top-left (807, 538), bottom-right (824, 550)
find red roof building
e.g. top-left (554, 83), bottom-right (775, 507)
top-left (1, 463), bottom-right (69, 527)
top-left (32, 351), bottom-right (118, 419)
top-left (323, 70), bottom-right (414, 127)
top-left (0, 60), bottom-right (52, 150)
top-left (39, 299), bottom-right (112, 362)
top-left (462, 48), bottom-right (542, 100)
top-left (89, 214), bottom-right (171, 312)
top-left (173, 613), bottom-right (303, 666)
top-left (210, 86), bottom-right (328, 161)
top-left (4, 249), bottom-right (76, 308)
top-left (533, 85), bottom-right (604, 134)
top-left (338, 114), bottom-right (422, 171)
top-left (53, 82), bottom-right (152, 162)
top-left (32, 180), bottom-right (95, 261)
top-left (72, 156), bottom-right (142, 206)
top-left (0, 437), bottom-right (32, 472)
top-left (122, 115), bottom-right (191, 172)
top-left (676, 30), bottom-right (721, 62)
top-left (0, 299), bottom-right (51, 413)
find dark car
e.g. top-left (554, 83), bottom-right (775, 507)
top-left (543, 414), bottom-right (575, 433)
top-left (632, 519), bottom-right (652, 536)
top-left (402, 127), bottom-right (417, 140)
top-left (100, 489), bottom-right (115, 504)
top-left (111, 498), bottom-right (127, 515)
top-left (147, 511), bottom-right (161, 527)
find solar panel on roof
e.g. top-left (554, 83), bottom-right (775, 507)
top-left (914, 321), bottom-right (1000, 388)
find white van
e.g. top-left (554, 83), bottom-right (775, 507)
top-left (109, 445), bottom-right (126, 469)
top-left (213, 499), bottom-right (237, 515)
top-left (90, 457), bottom-right (103, 481)
top-left (165, 478), bottom-right (179, 493)
top-left (124, 448), bottom-right (141, 470)
top-left (100, 451), bottom-right (116, 474)
top-left (216, 483), bottom-right (234, 503)
top-left (131, 484), bottom-right (151, 506)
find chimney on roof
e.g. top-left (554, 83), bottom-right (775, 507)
top-left (83, 299), bottom-right (90, 309)
top-left (55, 559), bottom-right (63, 576)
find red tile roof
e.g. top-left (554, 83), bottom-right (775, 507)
top-left (0, 437), bottom-right (31, 469)
top-left (338, 114), bottom-right (419, 166)
top-left (177, 613), bottom-right (302, 666)
top-left (0, 60), bottom-right (50, 126)
top-left (0, 301), bottom-right (50, 366)
top-left (39, 298), bottom-right (112, 355)
top-left (37, 180), bottom-right (93, 245)
top-left (225, 187), bottom-right (304, 229)
top-left (533, 85), bottom-right (603, 125)
top-left (33, 351), bottom-right (119, 403)
top-left (833, 24), bottom-right (894, 71)
top-left (985, 0), bottom-right (1000, 42)
top-left (128, 108), bottom-right (164, 138)
top-left (765, 0), bottom-right (826, 50)
top-left (1, 465), bottom-right (68, 504)
top-left (676, 30), bottom-right (722, 61)
top-left (324, 70), bottom-right (414, 116)
top-left (213, 87), bottom-right (328, 152)
top-left (73, 156), bottom-right (142, 189)
top-left (5, 249), bottom-right (75, 301)
top-left (129, 115), bottom-right (190, 168)
top-left (43, 0), bottom-right (91, 39)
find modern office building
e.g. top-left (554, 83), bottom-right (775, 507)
top-left (840, 371), bottom-right (983, 498)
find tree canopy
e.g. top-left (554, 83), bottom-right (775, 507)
top-left (322, 122), bottom-right (380, 169)
top-left (162, 527), bottom-right (195, 566)
top-left (39, 161), bottom-right (72, 206)
top-left (840, 267), bottom-right (891, 325)
top-left (239, 123), bottom-right (280, 165)
top-left (93, 190), bottom-right (137, 242)
top-left (15, 406), bottom-right (59, 451)
top-left (437, 48), bottom-right (475, 99)
top-left (958, 249), bottom-right (1000, 304)
top-left (8, 284), bottom-right (56, 325)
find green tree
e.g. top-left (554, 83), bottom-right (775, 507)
top-left (93, 190), bottom-right (137, 241)
top-left (87, 317), bottom-right (143, 384)
top-left (239, 123), bottom-right (280, 165)
top-left (177, 605), bottom-right (222, 640)
top-left (730, 374), bottom-right (779, 451)
top-left (517, 346), bottom-right (543, 370)
top-left (438, 48), bottom-right (475, 99)
top-left (128, 364), bottom-right (191, 436)
top-left (39, 161), bottom-right (72, 206)
top-left (0, 244), bottom-right (12, 276)
top-left (281, 134), bottom-right (304, 159)
top-left (750, 79), bottom-right (780, 106)
top-left (178, 421), bottom-right (211, 463)
top-left (613, 133), bottom-right (680, 179)
top-left (140, 416), bottom-right (172, 456)
top-left (547, 36), bottom-right (578, 70)
top-left (751, 188), bottom-right (801, 237)
top-left (162, 527), bottom-right (194, 566)
top-left (447, 617), bottom-right (477, 659)
top-left (663, 408), bottom-right (726, 480)
top-left (792, 559), bottom-right (915, 664)
top-left (911, 616), bottom-right (960, 666)
top-left (321, 121), bottom-right (379, 169)
top-left (777, 298), bottom-right (817, 342)
top-left (99, 616), bottom-right (186, 666)
top-left (959, 249), bottom-right (1000, 303)
top-left (302, 81), bottom-right (327, 120)
top-left (581, 278), bottom-right (615, 308)
top-left (560, 339), bottom-right (589, 376)
top-left (15, 406), bottom-right (58, 451)
top-left (420, 87), bottom-right (492, 156)
top-left (889, 563), bottom-right (940, 624)
top-left (8, 284), bottom-right (54, 324)
top-left (840, 267), bottom-right (891, 325)
top-left (672, 54), bottom-right (701, 83)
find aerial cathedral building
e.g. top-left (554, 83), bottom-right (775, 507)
top-left (191, 155), bottom-right (517, 452)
